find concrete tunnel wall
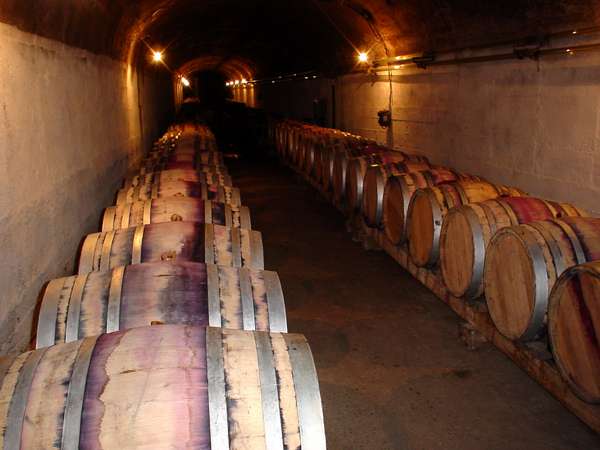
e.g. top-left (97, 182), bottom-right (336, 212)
top-left (261, 49), bottom-right (600, 215)
top-left (0, 22), bottom-right (173, 354)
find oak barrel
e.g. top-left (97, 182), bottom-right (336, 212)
top-left (440, 197), bottom-right (586, 299)
top-left (132, 163), bottom-right (232, 187)
top-left (0, 325), bottom-right (325, 449)
top-left (36, 261), bottom-right (287, 348)
top-left (102, 198), bottom-right (251, 232)
top-left (547, 261), bottom-right (600, 403)
top-left (382, 168), bottom-right (464, 244)
top-left (407, 180), bottom-right (525, 267)
top-left (143, 149), bottom-right (225, 169)
top-left (126, 169), bottom-right (233, 189)
top-left (484, 217), bottom-right (600, 341)
top-left (116, 180), bottom-right (241, 206)
top-left (79, 221), bottom-right (264, 274)
top-left (361, 160), bottom-right (433, 227)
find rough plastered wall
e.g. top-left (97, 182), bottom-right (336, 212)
top-left (335, 52), bottom-right (600, 214)
top-left (0, 22), bottom-right (173, 354)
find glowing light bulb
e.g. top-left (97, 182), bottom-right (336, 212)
top-left (181, 76), bottom-right (190, 87)
top-left (241, 78), bottom-right (247, 84)
top-left (152, 50), bottom-right (163, 62)
top-left (358, 52), bottom-right (369, 63)
top-left (234, 80), bottom-right (240, 85)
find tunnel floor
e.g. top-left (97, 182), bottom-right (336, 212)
top-left (229, 154), bottom-right (600, 450)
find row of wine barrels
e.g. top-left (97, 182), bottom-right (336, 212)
top-left (143, 148), bottom-right (225, 169)
top-left (345, 154), bottom-right (431, 213)
top-left (36, 261), bottom-right (287, 348)
top-left (102, 198), bottom-right (251, 232)
top-left (79, 221), bottom-right (264, 274)
top-left (0, 325), bottom-right (325, 449)
top-left (484, 217), bottom-right (600, 341)
top-left (440, 196), bottom-right (587, 299)
top-left (126, 168), bottom-right (233, 189)
top-left (115, 179), bottom-right (241, 206)
top-left (381, 168), bottom-right (475, 244)
top-left (406, 180), bottom-right (526, 267)
top-left (361, 160), bottom-right (436, 226)
top-left (547, 261), bottom-right (600, 403)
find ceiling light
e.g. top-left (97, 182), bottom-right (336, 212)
top-left (152, 50), bottom-right (163, 62)
top-left (358, 52), bottom-right (369, 63)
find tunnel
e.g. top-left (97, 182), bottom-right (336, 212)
top-left (1, 1), bottom-right (600, 448)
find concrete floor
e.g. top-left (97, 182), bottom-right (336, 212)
top-left (230, 156), bottom-right (600, 450)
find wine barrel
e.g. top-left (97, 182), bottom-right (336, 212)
top-left (361, 160), bottom-right (432, 227)
top-left (382, 168), bottom-right (465, 244)
top-left (332, 149), bottom-right (350, 203)
top-left (144, 149), bottom-right (225, 168)
top-left (301, 139), bottom-right (317, 176)
top-left (330, 140), bottom-right (373, 201)
top-left (407, 180), bottom-right (526, 267)
top-left (102, 198), bottom-right (251, 232)
top-left (0, 325), bottom-right (326, 449)
top-left (484, 217), bottom-right (600, 341)
top-left (440, 197), bottom-right (586, 299)
top-left (547, 261), bottom-right (600, 403)
top-left (79, 221), bottom-right (264, 274)
top-left (345, 152), bottom-right (429, 213)
top-left (36, 261), bottom-right (287, 348)
top-left (126, 169), bottom-right (233, 189)
top-left (318, 142), bottom-right (342, 192)
top-left (115, 180), bottom-right (241, 206)
top-left (139, 160), bottom-right (228, 179)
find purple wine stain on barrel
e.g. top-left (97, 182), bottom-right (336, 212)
top-left (80, 326), bottom-right (211, 449)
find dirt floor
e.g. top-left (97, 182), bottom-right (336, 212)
top-left (230, 155), bottom-right (600, 450)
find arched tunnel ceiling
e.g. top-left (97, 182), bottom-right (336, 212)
top-left (1, 1), bottom-right (599, 77)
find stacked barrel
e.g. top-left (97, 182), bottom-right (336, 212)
top-left (271, 118), bottom-right (599, 407)
top-left (0, 122), bottom-right (326, 449)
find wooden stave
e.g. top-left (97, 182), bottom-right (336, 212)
top-left (547, 261), bottom-right (600, 404)
top-left (361, 161), bottom-right (433, 228)
top-left (78, 221), bottom-right (265, 274)
top-left (484, 217), bottom-right (600, 341)
top-left (36, 261), bottom-right (288, 348)
top-left (0, 325), bottom-right (326, 449)
top-left (407, 180), bottom-right (526, 267)
top-left (440, 197), bottom-right (585, 299)
top-left (115, 180), bottom-right (241, 206)
top-left (102, 198), bottom-right (251, 232)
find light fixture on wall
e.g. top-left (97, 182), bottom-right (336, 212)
top-left (180, 76), bottom-right (190, 87)
top-left (358, 52), bottom-right (369, 63)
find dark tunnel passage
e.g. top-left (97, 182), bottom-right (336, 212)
top-left (1, 1), bottom-right (600, 448)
